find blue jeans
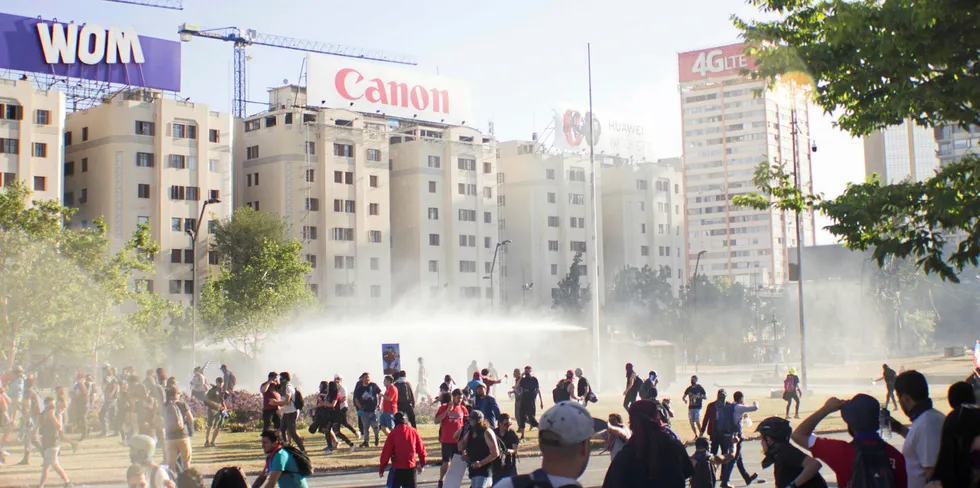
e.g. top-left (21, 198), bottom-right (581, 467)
top-left (360, 411), bottom-right (379, 444)
top-left (470, 476), bottom-right (490, 488)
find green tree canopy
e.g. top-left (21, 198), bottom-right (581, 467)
top-left (552, 252), bottom-right (592, 316)
top-left (607, 265), bottom-right (678, 340)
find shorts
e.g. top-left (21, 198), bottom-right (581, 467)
top-left (441, 442), bottom-right (458, 462)
top-left (42, 446), bottom-right (60, 466)
top-left (207, 410), bottom-right (224, 429)
top-left (379, 412), bottom-right (395, 429)
top-left (688, 408), bottom-right (701, 425)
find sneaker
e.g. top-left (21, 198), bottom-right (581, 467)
top-left (746, 473), bottom-right (759, 485)
top-left (360, 442), bottom-right (369, 448)
top-left (323, 448), bottom-right (333, 455)
top-left (794, 415), bottom-right (801, 419)
top-left (348, 444), bottom-right (356, 454)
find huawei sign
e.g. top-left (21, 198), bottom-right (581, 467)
top-left (308, 55), bottom-right (473, 124)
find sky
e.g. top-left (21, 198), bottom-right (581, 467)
top-left (11, 0), bottom-right (866, 243)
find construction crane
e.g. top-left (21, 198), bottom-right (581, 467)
top-left (177, 24), bottom-right (418, 118)
top-left (104, 0), bottom-right (183, 10)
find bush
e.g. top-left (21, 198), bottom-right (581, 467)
top-left (226, 390), bottom-right (263, 424)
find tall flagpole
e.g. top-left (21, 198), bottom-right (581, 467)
top-left (588, 43), bottom-right (602, 392)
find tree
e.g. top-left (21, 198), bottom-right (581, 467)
top-left (606, 265), bottom-right (678, 340)
top-left (552, 252), bottom-right (592, 316)
top-left (200, 208), bottom-right (315, 358)
top-left (733, 0), bottom-right (980, 282)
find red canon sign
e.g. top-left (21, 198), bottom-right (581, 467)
top-left (677, 43), bottom-right (756, 83)
top-left (334, 68), bottom-right (452, 115)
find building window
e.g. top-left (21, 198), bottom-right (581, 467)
top-left (483, 162), bottom-right (492, 174)
top-left (302, 226), bottom-right (319, 240)
top-left (64, 132), bottom-right (72, 146)
top-left (569, 193), bottom-right (585, 205)
top-left (305, 254), bottom-right (317, 269)
top-left (428, 260), bottom-right (439, 272)
top-left (497, 195), bottom-right (506, 206)
top-left (551, 264), bottom-right (559, 276)
top-left (637, 180), bottom-right (648, 190)
top-left (484, 212), bottom-right (492, 224)
top-left (246, 145), bottom-right (260, 160)
top-left (209, 129), bottom-right (219, 143)
top-left (244, 119), bottom-right (261, 132)
top-left (184, 280), bottom-right (194, 295)
top-left (547, 216), bottom-right (559, 227)
top-left (459, 261), bottom-right (477, 273)
top-left (658, 224), bottom-right (665, 234)
top-left (137, 216), bottom-right (150, 226)
top-left (309, 283), bottom-right (318, 296)
top-left (568, 168), bottom-right (586, 182)
top-left (34, 110), bottom-right (50, 125)
top-left (641, 223), bottom-right (646, 234)
top-left (169, 185), bottom-right (186, 200)
top-left (333, 199), bottom-right (356, 213)
top-left (169, 155), bottom-right (187, 169)
top-left (547, 192), bottom-right (556, 203)
top-left (208, 251), bottom-right (219, 265)
top-left (369, 175), bottom-right (378, 187)
top-left (334, 171), bottom-right (343, 183)
top-left (429, 234), bottom-right (440, 246)
top-left (80, 158), bottom-right (88, 172)
top-left (368, 230), bottom-right (382, 243)
top-left (184, 218), bottom-right (198, 234)
top-left (641, 246), bottom-right (649, 256)
top-left (345, 172), bottom-right (354, 184)
top-left (1, 172), bottom-right (14, 187)
top-left (458, 235), bottom-right (476, 247)
top-left (0, 139), bottom-right (19, 155)
top-left (570, 217), bottom-right (585, 228)
top-left (370, 258), bottom-right (380, 271)
top-left (208, 189), bottom-right (220, 201)
top-left (675, 183), bottom-right (680, 194)
top-left (483, 187), bottom-right (493, 199)
top-left (136, 152), bottom-right (154, 167)
top-left (285, 113), bottom-right (294, 125)
top-left (64, 192), bottom-right (74, 206)
top-left (331, 228), bottom-right (354, 241)
top-left (64, 161), bottom-right (74, 176)
top-left (428, 181), bottom-right (437, 193)
top-left (209, 159), bottom-right (219, 172)
top-left (169, 280), bottom-right (181, 294)
top-left (306, 169), bottom-right (315, 182)
top-left (265, 116), bottom-right (277, 128)
top-left (333, 256), bottom-right (346, 269)
top-left (173, 123), bottom-right (197, 139)
top-left (32, 143), bottom-right (47, 158)
top-left (370, 285), bottom-right (381, 298)
top-left (369, 203), bottom-right (379, 216)
top-left (305, 142), bottom-right (316, 155)
top-left (2, 105), bottom-right (22, 120)
top-left (33, 176), bottom-right (46, 191)
top-left (78, 188), bottom-right (88, 204)
top-left (548, 240), bottom-right (559, 251)
top-left (457, 158), bottom-right (476, 171)
top-left (333, 143), bottom-right (354, 157)
top-left (186, 187), bottom-right (200, 201)
top-left (138, 184), bottom-right (150, 199)
top-left (184, 249), bottom-right (194, 264)
top-left (367, 149), bottom-right (382, 161)
top-left (458, 209), bottom-right (477, 222)
top-left (135, 121), bottom-right (155, 136)
top-left (428, 156), bottom-right (441, 168)
top-left (170, 249), bottom-right (182, 263)
top-left (306, 198), bottom-right (320, 211)
top-left (570, 241), bottom-right (587, 253)
top-left (81, 127), bottom-right (89, 141)
top-left (428, 207), bottom-right (439, 220)
top-left (546, 169), bottom-right (555, 180)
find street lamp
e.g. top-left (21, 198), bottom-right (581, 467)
top-left (185, 197), bottom-right (220, 366)
top-left (688, 250), bottom-right (707, 372)
top-left (486, 239), bottom-right (511, 311)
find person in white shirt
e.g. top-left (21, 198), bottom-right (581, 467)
top-left (273, 371), bottom-right (306, 452)
top-left (889, 370), bottom-right (945, 488)
top-left (333, 374), bottom-right (360, 439)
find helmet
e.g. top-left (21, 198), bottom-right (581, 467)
top-left (755, 416), bottom-right (792, 442)
top-left (788, 367), bottom-right (797, 375)
top-left (129, 434), bottom-right (157, 461)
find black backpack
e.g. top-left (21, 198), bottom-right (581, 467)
top-left (847, 440), bottom-right (898, 488)
top-left (396, 381), bottom-right (415, 408)
top-left (512, 469), bottom-right (579, 488)
top-left (281, 444), bottom-right (313, 476)
top-left (293, 389), bottom-right (304, 411)
top-left (552, 380), bottom-right (570, 404)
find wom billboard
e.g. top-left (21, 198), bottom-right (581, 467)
top-left (306, 54), bottom-right (473, 125)
top-left (0, 12), bottom-right (181, 92)
top-left (553, 105), bottom-right (650, 161)
top-left (677, 42), bottom-right (755, 83)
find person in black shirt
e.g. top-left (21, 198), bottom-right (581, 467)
top-left (492, 413), bottom-right (521, 484)
top-left (874, 363), bottom-right (899, 410)
top-left (458, 410), bottom-right (500, 488)
top-left (622, 363), bottom-right (642, 411)
top-left (755, 416), bottom-right (827, 488)
top-left (203, 377), bottom-right (226, 448)
top-left (516, 366), bottom-right (543, 438)
top-left (353, 372), bottom-right (382, 447)
top-left (682, 375), bottom-right (707, 439)
top-left (602, 400), bottom-right (694, 488)
top-left (434, 375), bottom-right (454, 406)
top-left (575, 368), bottom-right (594, 407)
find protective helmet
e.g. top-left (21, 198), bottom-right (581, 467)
top-left (788, 367), bottom-right (797, 375)
top-left (129, 434), bottom-right (157, 461)
top-left (755, 416), bottom-right (792, 442)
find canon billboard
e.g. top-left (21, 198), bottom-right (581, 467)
top-left (552, 105), bottom-right (650, 161)
top-left (306, 54), bottom-right (473, 125)
top-left (0, 12), bottom-right (181, 91)
top-left (678, 42), bottom-right (755, 83)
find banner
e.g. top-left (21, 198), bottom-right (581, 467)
top-left (552, 105), bottom-right (651, 161)
top-left (0, 12), bottom-right (182, 92)
top-left (677, 42), bottom-right (755, 83)
top-left (382, 344), bottom-right (401, 376)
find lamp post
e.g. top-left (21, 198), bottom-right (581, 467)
top-left (486, 240), bottom-right (511, 311)
top-left (688, 250), bottom-right (707, 372)
top-left (185, 197), bottom-right (220, 366)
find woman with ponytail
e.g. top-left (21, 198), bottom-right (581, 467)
top-left (602, 400), bottom-right (693, 488)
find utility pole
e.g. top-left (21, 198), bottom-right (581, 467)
top-left (587, 43), bottom-right (602, 391)
top-left (790, 104), bottom-right (809, 391)
top-left (185, 198), bottom-right (220, 367)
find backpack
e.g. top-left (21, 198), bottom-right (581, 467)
top-left (784, 376), bottom-right (796, 393)
top-left (691, 451), bottom-right (716, 488)
top-left (847, 440), bottom-right (898, 488)
top-left (164, 402), bottom-right (184, 432)
top-left (552, 380), bottom-right (570, 404)
top-left (511, 469), bottom-right (579, 488)
top-left (715, 402), bottom-right (737, 437)
top-left (490, 430), bottom-right (510, 469)
top-left (395, 381), bottom-right (415, 408)
top-left (293, 388), bottom-right (304, 411)
top-left (281, 444), bottom-right (313, 476)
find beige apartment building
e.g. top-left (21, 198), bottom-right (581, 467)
top-left (601, 158), bottom-right (686, 291)
top-left (64, 89), bottom-right (231, 304)
top-left (864, 121), bottom-right (939, 184)
top-left (0, 79), bottom-right (65, 203)
top-left (233, 86), bottom-right (391, 313)
top-left (496, 140), bottom-right (604, 309)
top-left (934, 123), bottom-right (979, 167)
top-left (679, 44), bottom-right (816, 286)
top-left (388, 121), bottom-right (499, 308)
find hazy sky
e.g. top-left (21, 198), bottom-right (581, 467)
top-left (14, 0), bottom-right (865, 243)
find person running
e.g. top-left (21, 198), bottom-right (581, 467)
top-left (888, 370), bottom-right (945, 488)
top-left (162, 386), bottom-right (193, 469)
top-left (792, 394), bottom-right (907, 488)
top-left (323, 381), bottom-right (356, 454)
top-left (70, 373), bottom-right (90, 440)
top-left (623, 363), bottom-right (642, 411)
top-left (480, 368), bottom-right (504, 397)
top-left (639, 371), bottom-right (659, 401)
top-left (783, 368), bottom-right (803, 419)
top-left (434, 389), bottom-right (467, 488)
top-left (472, 383), bottom-right (501, 428)
top-left (690, 437), bottom-right (721, 488)
top-left (874, 363), bottom-right (899, 410)
top-left (575, 368), bottom-right (595, 407)
top-left (274, 372), bottom-right (305, 452)
top-left (457, 410), bottom-right (500, 488)
top-left (719, 391), bottom-right (760, 488)
top-left (604, 413), bottom-right (631, 461)
top-left (37, 396), bottom-right (73, 488)
top-left (699, 390), bottom-right (727, 456)
top-left (415, 358), bottom-right (430, 403)
top-left (381, 376), bottom-right (399, 438)
top-left (553, 370), bottom-right (578, 405)
top-left (312, 381), bottom-right (336, 454)
top-left (756, 416), bottom-right (827, 488)
top-left (379, 412), bottom-right (426, 488)
top-left (353, 373), bottom-right (382, 448)
top-left (495, 401), bottom-right (595, 488)
top-left (256, 430), bottom-right (309, 488)
top-left (203, 377), bottom-right (227, 448)
top-left (492, 413), bottom-right (520, 484)
top-left (332, 375), bottom-right (360, 441)
top-left (602, 400), bottom-right (694, 487)
top-left (517, 366), bottom-right (543, 438)
top-left (395, 371), bottom-right (417, 428)
top-left (260, 372), bottom-right (281, 432)
top-left (100, 369), bottom-right (119, 437)
top-left (189, 367), bottom-right (208, 403)
top-left (509, 368), bottom-right (522, 421)
top-left (682, 375), bottom-right (707, 439)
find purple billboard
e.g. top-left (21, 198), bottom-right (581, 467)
top-left (0, 12), bottom-right (181, 92)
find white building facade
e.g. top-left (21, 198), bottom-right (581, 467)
top-left (0, 79), bottom-right (65, 204)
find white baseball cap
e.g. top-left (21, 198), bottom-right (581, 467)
top-left (539, 401), bottom-right (596, 446)
top-left (333, 374), bottom-right (343, 380)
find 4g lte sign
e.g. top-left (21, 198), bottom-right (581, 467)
top-left (678, 43), bottom-right (755, 83)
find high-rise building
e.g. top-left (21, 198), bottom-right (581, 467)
top-left (864, 121), bottom-right (939, 183)
top-left (0, 79), bottom-right (65, 203)
top-left (496, 140), bottom-right (603, 309)
top-left (63, 89), bottom-right (231, 304)
top-left (601, 158), bottom-right (686, 291)
top-left (934, 124), bottom-right (980, 167)
top-left (233, 85), bottom-right (392, 313)
top-left (387, 121), bottom-right (498, 307)
top-left (678, 42), bottom-right (816, 286)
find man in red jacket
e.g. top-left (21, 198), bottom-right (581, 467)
top-left (379, 412), bottom-right (426, 488)
top-left (699, 389), bottom-right (727, 453)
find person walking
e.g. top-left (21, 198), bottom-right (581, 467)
top-left (553, 370), bottom-right (578, 404)
top-left (719, 391), bottom-right (760, 488)
top-left (783, 368), bottom-right (802, 419)
top-left (509, 369), bottom-right (522, 422)
top-left (219, 365), bottom-right (236, 395)
top-left (457, 410), bottom-right (500, 488)
top-left (682, 375), bottom-right (707, 439)
top-left (516, 366), bottom-right (543, 439)
top-left (332, 375), bottom-right (360, 441)
top-left (874, 363), bottom-right (899, 410)
top-left (888, 370), bottom-right (945, 488)
top-left (699, 389), bottom-right (726, 456)
top-left (162, 386), bottom-right (193, 469)
top-left (312, 381), bottom-right (337, 454)
top-left (37, 396), bottom-right (73, 488)
top-left (260, 372), bottom-right (281, 432)
top-left (395, 371), bottom-right (417, 428)
top-left (472, 383), bottom-right (501, 428)
top-left (189, 367), bottom-right (208, 404)
top-left (415, 358), bottom-right (430, 403)
top-left (381, 376), bottom-right (399, 438)
top-left (274, 372), bottom-right (305, 452)
top-left (639, 371), bottom-right (659, 401)
top-left (16, 376), bottom-right (43, 465)
top-left (379, 412), bottom-right (426, 488)
top-left (602, 400), bottom-right (694, 487)
top-left (755, 417), bottom-right (827, 488)
top-left (496, 401), bottom-right (596, 488)
top-left (623, 363), bottom-right (642, 411)
top-left (492, 413), bottom-right (520, 484)
top-left (203, 377), bottom-right (227, 448)
top-left (70, 373), bottom-right (90, 440)
top-left (353, 372), bottom-right (382, 448)
top-left (575, 368), bottom-right (595, 408)
top-left (255, 430), bottom-right (310, 488)
top-left (434, 389), bottom-right (467, 488)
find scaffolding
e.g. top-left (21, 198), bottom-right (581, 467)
top-left (0, 69), bottom-right (180, 112)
